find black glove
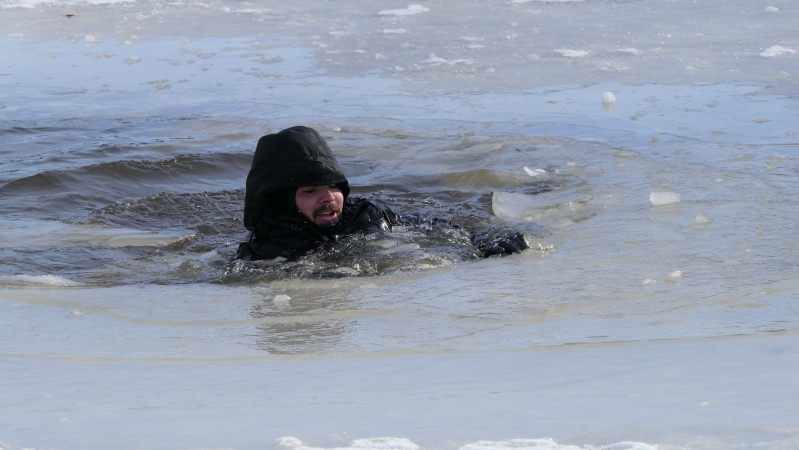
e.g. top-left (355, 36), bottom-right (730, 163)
top-left (472, 231), bottom-right (528, 257)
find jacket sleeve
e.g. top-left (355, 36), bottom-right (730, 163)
top-left (397, 213), bottom-right (529, 257)
top-left (470, 229), bottom-right (529, 256)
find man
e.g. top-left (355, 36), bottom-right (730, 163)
top-left (236, 126), bottom-right (527, 261)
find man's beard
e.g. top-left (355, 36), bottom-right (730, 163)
top-left (313, 202), bottom-right (342, 225)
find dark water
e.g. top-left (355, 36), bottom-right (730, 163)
top-left (1, 117), bottom-right (558, 286)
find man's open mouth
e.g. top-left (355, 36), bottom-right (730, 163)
top-left (313, 204), bottom-right (342, 224)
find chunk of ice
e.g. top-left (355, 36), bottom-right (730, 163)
top-left (492, 191), bottom-right (537, 218)
top-left (383, 29), bottom-right (407, 34)
top-left (649, 192), bottom-right (680, 206)
top-left (277, 437), bottom-right (303, 447)
top-left (765, 6), bottom-right (779, 13)
top-left (664, 270), bottom-right (682, 282)
top-left (273, 294), bottom-right (291, 305)
top-left (760, 45), bottom-right (796, 58)
top-left (641, 279), bottom-right (657, 287)
top-left (422, 53), bottom-right (473, 65)
top-left (524, 167), bottom-right (546, 177)
top-left (694, 213), bottom-right (712, 225)
top-left (0, 274), bottom-right (82, 287)
top-left (714, 178), bottom-right (724, 183)
top-left (278, 437), bottom-right (420, 450)
top-left (554, 49), bottom-right (588, 58)
top-left (613, 150), bottom-right (638, 159)
top-left (378, 4), bottom-right (429, 16)
top-left (460, 439), bottom-right (655, 450)
top-left (602, 91), bottom-right (617, 104)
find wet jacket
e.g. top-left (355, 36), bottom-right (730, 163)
top-left (237, 197), bottom-right (399, 260)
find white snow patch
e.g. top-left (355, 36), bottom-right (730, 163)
top-left (617, 48), bottom-right (641, 55)
top-left (554, 49), bottom-right (589, 58)
top-left (1, 0), bottom-right (131, 7)
top-left (460, 438), bottom-right (656, 450)
top-left (382, 29), bottom-right (407, 34)
top-left (760, 45), bottom-right (796, 57)
top-left (764, 6), bottom-right (779, 13)
top-left (422, 53), bottom-right (473, 65)
top-left (276, 437), bottom-right (654, 450)
top-left (378, 4), bottom-right (429, 16)
top-left (277, 437), bottom-right (419, 450)
top-left (512, 0), bottom-right (584, 3)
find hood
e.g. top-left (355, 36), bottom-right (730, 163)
top-left (243, 126), bottom-right (350, 231)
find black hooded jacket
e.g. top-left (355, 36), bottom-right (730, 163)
top-left (237, 126), bottom-right (399, 261)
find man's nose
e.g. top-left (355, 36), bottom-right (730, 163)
top-left (319, 186), bottom-right (335, 202)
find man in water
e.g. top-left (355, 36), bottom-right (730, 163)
top-left (236, 126), bottom-right (528, 260)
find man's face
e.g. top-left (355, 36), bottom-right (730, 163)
top-left (295, 185), bottom-right (344, 226)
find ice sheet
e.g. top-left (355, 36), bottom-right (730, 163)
top-left (2, 0), bottom-right (799, 448)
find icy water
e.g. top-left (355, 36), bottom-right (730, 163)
top-left (2, 1), bottom-right (799, 449)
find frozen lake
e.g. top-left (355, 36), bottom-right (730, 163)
top-left (1, 0), bottom-right (798, 449)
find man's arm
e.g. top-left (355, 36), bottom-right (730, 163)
top-left (470, 229), bottom-right (529, 256)
top-left (396, 212), bottom-right (529, 257)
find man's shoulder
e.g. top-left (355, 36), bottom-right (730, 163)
top-left (340, 197), bottom-right (400, 231)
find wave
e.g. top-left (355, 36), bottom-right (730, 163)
top-left (0, 152), bottom-right (251, 218)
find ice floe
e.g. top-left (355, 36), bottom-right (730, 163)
top-left (378, 4), bottom-right (429, 16)
top-left (760, 45), bottom-right (796, 58)
top-left (649, 192), bottom-right (680, 206)
top-left (554, 49), bottom-right (589, 58)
